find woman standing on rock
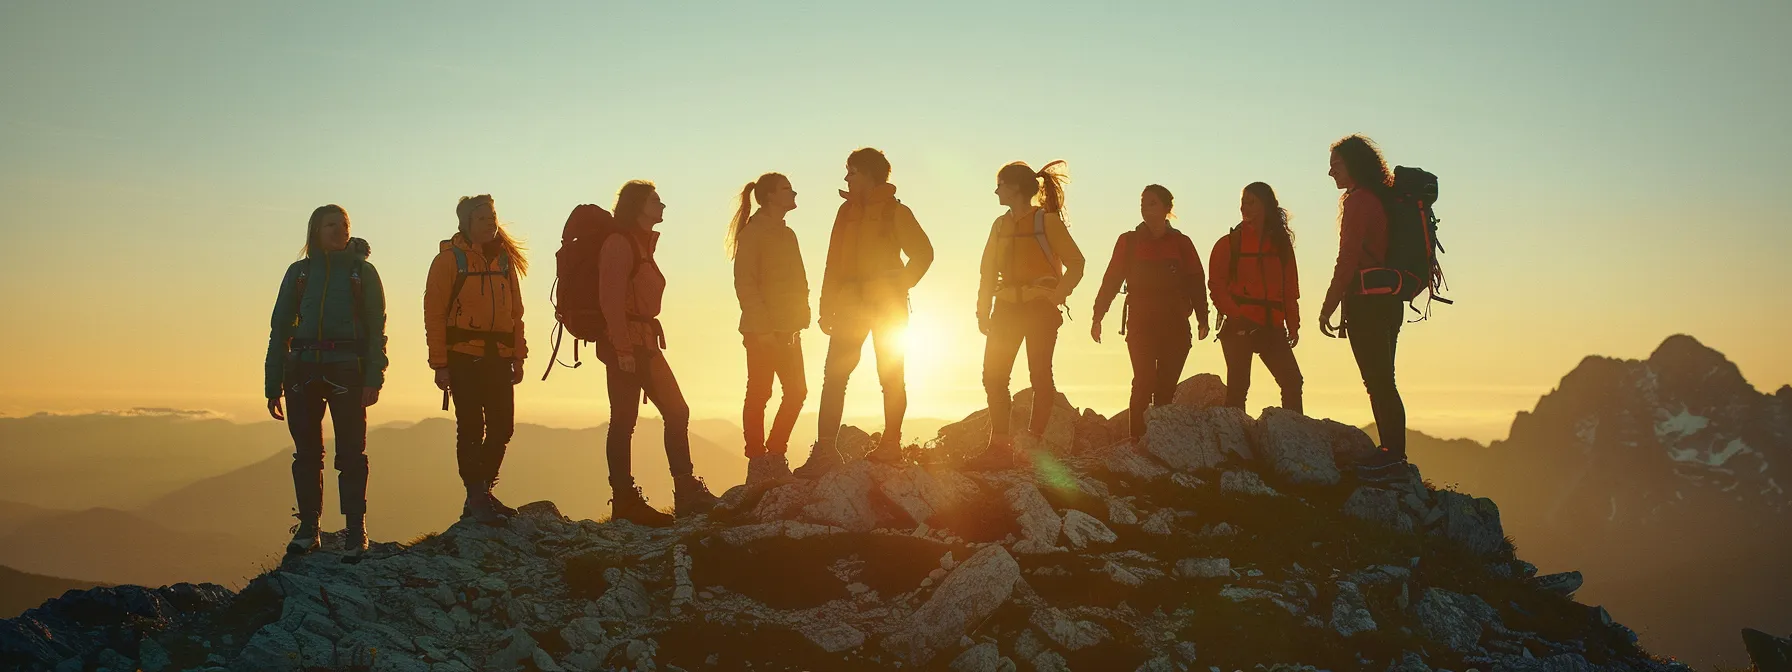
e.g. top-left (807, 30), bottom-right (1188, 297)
top-left (1319, 134), bottom-right (1408, 480)
top-left (425, 194), bottom-right (528, 526)
top-left (600, 180), bottom-right (718, 526)
top-left (1209, 182), bottom-right (1303, 413)
top-left (967, 160), bottom-right (1086, 469)
top-left (264, 204), bottom-right (388, 555)
top-left (1091, 185), bottom-right (1210, 440)
top-left (728, 173), bottom-right (810, 486)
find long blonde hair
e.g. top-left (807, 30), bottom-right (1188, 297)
top-left (456, 194), bottom-right (529, 275)
top-left (725, 172), bottom-right (788, 259)
top-left (998, 160), bottom-right (1070, 220)
top-left (301, 204), bottom-right (348, 258)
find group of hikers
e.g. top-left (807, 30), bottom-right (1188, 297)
top-left (264, 134), bottom-right (1446, 555)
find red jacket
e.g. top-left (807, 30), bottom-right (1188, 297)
top-left (1208, 224), bottom-right (1298, 331)
top-left (1325, 188), bottom-right (1389, 306)
top-left (1092, 224), bottom-right (1210, 331)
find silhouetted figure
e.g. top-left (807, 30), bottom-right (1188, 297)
top-left (595, 181), bottom-right (718, 525)
top-left (426, 194), bottom-right (528, 526)
top-left (967, 161), bottom-right (1085, 469)
top-left (1320, 134), bottom-right (1408, 478)
top-left (1092, 186), bottom-right (1211, 439)
top-left (795, 148), bottom-right (934, 478)
top-left (728, 173), bottom-right (810, 486)
top-left (1210, 182), bottom-right (1303, 413)
top-left (263, 204), bottom-right (388, 554)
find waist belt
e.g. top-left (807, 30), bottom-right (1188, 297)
top-left (289, 338), bottom-right (361, 352)
top-left (632, 315), bottom-right (667, 349)
top-left (446, 327), bottom-right (516, 347)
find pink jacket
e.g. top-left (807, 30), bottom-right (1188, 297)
top-left (598, 230), bottom-right (666, 354)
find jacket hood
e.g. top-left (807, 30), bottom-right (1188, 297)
top-left (839, 182), bottom-right (899, 203)
top-left (312, 237), bottom-right (372, 260)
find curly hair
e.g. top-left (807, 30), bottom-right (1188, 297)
top-left (1331, 134), bottom-right (1392, 194)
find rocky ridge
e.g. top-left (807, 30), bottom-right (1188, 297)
top-left (0, 375), bottom-right (1688, 671)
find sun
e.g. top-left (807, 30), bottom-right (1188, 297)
top-left (899, 314), bottom-right (945, 363)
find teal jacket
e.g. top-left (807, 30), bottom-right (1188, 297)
top-left (263, 239), bottom-right (389, 397)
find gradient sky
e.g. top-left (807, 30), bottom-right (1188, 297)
top-left (2, 1), bottom-right (1787, 442)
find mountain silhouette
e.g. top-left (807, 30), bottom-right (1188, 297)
top-left (0, 565), bottom-right (101, 619)
top-left (0, 508), bottom-right (269, 588)
top-left (0, 412), bottom-right (288, 510)
top-left (1382, 334), bottom-right (1792, 667)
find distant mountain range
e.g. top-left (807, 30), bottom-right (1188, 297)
top-left (1376, 334), bottom-right (1792, 668)
top-left (0, 411), bottom-right (288, 510)
top-left (0, 565), bottom-right (101, 620)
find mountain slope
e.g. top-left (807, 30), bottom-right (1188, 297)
top-left (0, 508), bottom-right (270, 588)
top-left (0, 412), bottom-right (289, 510)
top-left (0, 565), bottom-right (102, 619)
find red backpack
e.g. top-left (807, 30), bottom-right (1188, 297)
top-left (540, 204), bottom-right (632, 379)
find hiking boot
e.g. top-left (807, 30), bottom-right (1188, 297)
top-left (674, 475), bottom-right (719, 517)
top-left (342, 517), bottom-right (369, 554)
top-left (745, 454), bottom-right (792, 487)
top-left (792, 442), bottom-right (842, 479)
top-left (464, 491), bottom-right (509, 526)
top-left (866, 438), bottom-right (905, 465)
top-left (965, 437), bottom-right (1017, 471)
top-left (610, 485), bottom-right (675, 528)
top-left (1356, 450), bottom-right (1410, 482)
top-left (486, 477), bottom-right (519, 518)
top-left (286, 515), bottom-right (320, 555)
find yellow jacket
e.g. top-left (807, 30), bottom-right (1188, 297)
top-left (424, 234), bottom-right (526, 368)
top-left (977, 207), bottom-right (1086, 318)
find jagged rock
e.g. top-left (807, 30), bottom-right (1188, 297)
top-left (1220, 470), bottom-right (1281, 497)
top-left (802, 460), bottom-right (880, 532)
top-left (878, 464), bottom-right (956, 526)
top-left (1389, 651), bottom-right (1430, 672)
top-left (1490, 653), bottom-right (1603, 672)
top-left (1061, 510), bottom-right (1117, 549)
top-left (1074, 408), bottom-right (1120, 455)
top-left (719, 520), bottom-right (848, 545)
top-left (1141, 509), bottom-right (1176, 535)
top-left (1742, 627), bottom-right (1792, 672)
top-left (1012, 388), bottom-right (1080, 456)
top-left (1219, 586), bottom-right (1301, 614)
top-left (1030, 607), bottom-right (1110, 651)
top-left (1171, 373), bottom-right (1227, 409)
top-left (1320, 418), bottom-right (1380, 467)
top-left (1005, 481), bottom-right (1065, 553)
top-left (883, 545), bottom-right (1021, 666)
top-left (1105, 497), bottom-right (1140, 526)
top-left (1142, 405), bottom-right (1227, 472)
top-left (1030, 650), bottom-right (1071, 672)
top-left (1330, 581), bottom-right (1377, 637)
top-left (1532, 571), bottom-right (1583, 596)
top-left (1097, 439), bottom-right (1171, 482)
top-left (1174, 557), bottom-right (1232, 579)
top-left (801, 623), bottom-right (866, 653)
top-left (1252, 408), bottom-right (1343, 485)
top-left (1349, 564), bottom-right (1412, 586)
top-left (750, 479), bottom-right (817, 522)
top-left (1135, 656), bottom-right (1177, 672)
top-left (837, 425), bottom-right (875, 461)
top-left (1416, 588), bottom-right (1485, 653)
top-left (1430, 490), bottom-right (1506, 555)
top-left (1343, 486), bottom-right (1415, 533)
top-left (950, 642), bottom-right (1004, 672)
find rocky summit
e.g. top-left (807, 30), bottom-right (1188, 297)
top-left (0, 376), bottom-right (1692, 672)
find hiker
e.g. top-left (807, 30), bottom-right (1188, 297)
top-left (795, 148), bottom-right (934, 477)
top-left (425, 194), bottom-right (527, 525)
top-left (729, 173), bottom-right (810, 486)
top-left (263, 204), bottom-right (388, 555)
top-left (967, 161), bottom-right (1085, 469)
top-left (1209, 182), bottom-right (1303, 413)
top-left (1091, 185), bottom-right (1210, 439)
top-left (597, 180), bottom-right (717, 526)
top-left (1321, 134), bottom-right (1408, 478)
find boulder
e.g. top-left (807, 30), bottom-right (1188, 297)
top-left (1141, 405), bottom-right (1227, 472)
top-left (1742, 628), bottom-right (1792, 672)
top-left (1251, 408), bottom-right (1342, 485)
top-left (1219, 470), bottom-right (1281, 497)
top-left (949, 642), bottom-right (1004, 672)
top-left (1073, 408), bottom-right (1120, 455)
top-left (1098, 440), bottom-right (1170, 482)
top-left (801, 460), bottom-right (879, 532)
top-left (837, 425), bottom-right (875, 461)
top-left (1011, 388), bottom-right (1079, 456)
top-left (1533, 571), bottom-right (1583, 596)
top-left (1430, 490), bottom-right (1506, 555)
top-left (750, 479), bottom-right (817, 522)
top-left (1174, 557), bottom-right (1231, 579)
top-left (1329, 581), bottom-right (1377, 637)
top-left (1029, 607), bottom-right (1111, 651)
top-left (1415, 588), bottom-right (1484, 653)
top-left (882, 545), bottom-right (1022, 666)
top-left (1319, 419), bottom-right (1380, 467)
top-left (1005, 482), bottom-right (1065, 553)
top-left (1061, 510), bottom-right (1117, 549)
top-left (1171, 373), bottom-right (1227, 409)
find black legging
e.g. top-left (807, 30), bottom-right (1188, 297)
top-left (448, 352), bottom-right (514, 493)
top-left (1219, 321), bottom-right (1303, 413)
top-left (284, 360), bottom-right (368, 520)
top-left (1346, 295), bottom-right (1406, 456)
top-left (605, 350), bottom-right (694, 490)
top-left (983, 300), bottom-right (1062, 440)
top-left (1123, 319), bottom-right (1192, 438)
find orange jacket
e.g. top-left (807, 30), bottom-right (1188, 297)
top-left (819, 183), bottom-right (933, 324)
top-left (599, 229), bottom-right (666, 355)
top-left (1209, 224), bottom-right (1299, 331)
top-left (424, 234), bottom-right (526, 368)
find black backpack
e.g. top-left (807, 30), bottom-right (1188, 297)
top-left (1362, 166), bottom-right (1451, 316)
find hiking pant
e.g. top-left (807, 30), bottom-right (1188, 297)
top-left (605, 350), bottom-right (694, 490)
top-left (448, 352), bottom-right (514, 494)
top-left (1219, 321), bottom-right (1304, 414)
top-left (743, 333), bottom-right (807, 457)
top-left (283, 360), bottom-right (368, 521)
top-left (1346, 295), bottom-right (1406, 457)
top-left (816, 312), bottom-right (906, 448)
top-left (1124, 319), bottom-right (1192, 438)
top-left (983, 300), bottom-right (1062, 441)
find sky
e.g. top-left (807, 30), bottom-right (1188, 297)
top-left (1, 1), bottom-right (1787, 442)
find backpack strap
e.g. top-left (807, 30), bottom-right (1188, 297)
top-left (1031, 209), bottom-right (1062, 278)
top-left (289, 262), bottom-right (310, 329)
top-left (349, 261), bottom-right (367, 356)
